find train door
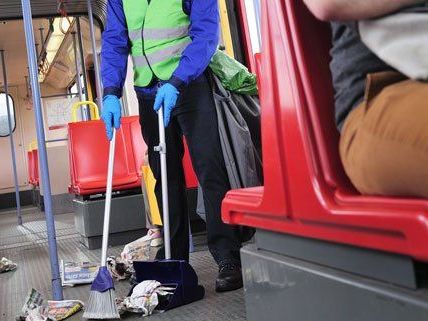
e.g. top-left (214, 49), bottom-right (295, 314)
top-left (0, 86), bottom-right (27, 192)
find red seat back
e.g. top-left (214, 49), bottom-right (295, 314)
top-left (27, 151), bottom-right (33, 185)
top-left (32, 149), bottom-right (39, 186)
top-left (68, 117), bottom-right (141, 195)
top-left (129, 115), bottom-right (148, 176)
top-left (222, 0), bottom-right (428, 262)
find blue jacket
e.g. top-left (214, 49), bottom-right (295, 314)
top-left (101, 0), bottom-right (219, 98)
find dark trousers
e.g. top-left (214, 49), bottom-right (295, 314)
top-left (137, 74), bottom-right (242, 265)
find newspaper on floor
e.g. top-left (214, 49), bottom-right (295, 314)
top-left (21, 289), bottom-right (44, 316)
top-left (116, 280), bottom-right (175, 316)
top-left (16, 288), bottom-right (83, 321)
top-left (25, 306), bottom-right (53, 321)
top-left (47, 300), bottom-right (84, 321)
top-left (16, 288), bottom-right (51, 321)
top-left (60, 260), bottom-right (99, 286)
top-left (0, 257), bottom-right (17, 273)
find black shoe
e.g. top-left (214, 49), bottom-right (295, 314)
top-left (215, 262), bottom-right (243, 292)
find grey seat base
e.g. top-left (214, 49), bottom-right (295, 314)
top-left (79, 228), bottom-right (147, 250)
top-left (31, 187), bottom-right (43, 211)
top-left (241, 242), bottom-right (428, 321)
top-left (73, 193), bottom-right (146, 250)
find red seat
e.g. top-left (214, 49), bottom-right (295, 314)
top-left (27, 150), bottom-right (34, 185)
top-left (28, 149), bottom-right (39, 187)
top-left (222, 0), bottom-right (428, 262)
top-left (68, 117), bottom-right (144, 195)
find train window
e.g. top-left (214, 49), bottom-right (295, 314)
top-left (244, 0), bottom-right (262, 54)
top-left (68, 75), bottom-right (86, 100)
top-left (0, 93), bottom-right (15, 137)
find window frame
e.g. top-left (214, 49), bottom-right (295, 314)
top-left (0, 92), bottom-right (16, 137)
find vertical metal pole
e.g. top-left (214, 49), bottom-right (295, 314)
top-left (86, 0), bottom-right (103, 110)
top-left (156, 108), bottom-right (171, 259)
top-left (76, 17), bottom-right (91, 120)
top-left (0, 50), bottom-right (22, 226)
top-left (20, 0), bottom-right (63, 301)
top-left (71, 31), bottom-right (86, 121)
top-left (76, 17), bottom-right (88, 97)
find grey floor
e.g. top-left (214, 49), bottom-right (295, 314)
top-left (0, 207), bottom-right (245, 321)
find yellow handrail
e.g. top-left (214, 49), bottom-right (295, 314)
top-left (71, 101), bottom-right (100, 122)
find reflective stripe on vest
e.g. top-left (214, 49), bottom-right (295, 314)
top-left (122, 0), bottom-right (191, 87)
top-left (128, 25), bottom-right (189, 42)
top-left (131, 38), bottom-right (191, 68)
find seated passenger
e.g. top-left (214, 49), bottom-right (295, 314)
top-left (303, 0), bottom-right (428, 198)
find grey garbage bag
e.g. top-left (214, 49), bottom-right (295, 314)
top-left (196, 74), bottom-right (262, 242)
top-left (211, 74), bottom-right (262, 189)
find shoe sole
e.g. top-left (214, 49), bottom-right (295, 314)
top-left (215, 279), bottom-right (243, 293)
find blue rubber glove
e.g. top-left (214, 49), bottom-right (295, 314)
top-left (153, 83), bottom-right (179, 127)
top-left (101, 95), bottom-right (122, 141)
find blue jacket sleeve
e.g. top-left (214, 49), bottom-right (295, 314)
top-left (169, 0), bottom-right (219, 90)
top-left (101, 0), bottom-right (129, 98)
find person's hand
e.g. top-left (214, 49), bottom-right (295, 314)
top-left (101, 95), bottom-right (122, 140)
top-left (153, 83), bottom-right (179, 127)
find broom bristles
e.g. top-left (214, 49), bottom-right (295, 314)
top-left (83, 288), bottom-right (120, 319)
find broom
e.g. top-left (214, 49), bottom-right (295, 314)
top-left (83, 129), bottom-right (120, 319)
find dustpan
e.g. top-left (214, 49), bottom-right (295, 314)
top-left (133, 107), bottom-right (205, 310)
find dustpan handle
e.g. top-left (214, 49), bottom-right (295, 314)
top-left (156, 108), bottom-right (171, 260)
top-left (101, 129), bottom-right (116, 266)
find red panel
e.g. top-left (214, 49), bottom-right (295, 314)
top-left (222, 0), bottom-right (428, 262)
top-left (182, 138), bottom-right (198, 189)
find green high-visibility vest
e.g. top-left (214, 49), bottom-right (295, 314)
top-left (122, 0), bottom-right (191, 87)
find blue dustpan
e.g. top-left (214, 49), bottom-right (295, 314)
top-left (133, 260), bottom-right (205, 310)
top-left (132, 108), bottom-right (204, 310)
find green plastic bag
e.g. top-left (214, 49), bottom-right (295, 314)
top-left (209, 50), bottom-right (258, 95)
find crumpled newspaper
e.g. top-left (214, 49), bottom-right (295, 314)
top-left (0, 257), bottom-right (17, 273)
top-left (117, 280), bottom-right (175, 316)
top-left (120, 236), bottom-right (151, 264)
top-left (107, 256), bottom-right (133, 281)
top-left (25, 306), bottom-right (53, 321)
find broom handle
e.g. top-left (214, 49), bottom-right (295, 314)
top-left (157, 108), bottom-right (171, 260)
top-left (101, 129), bottom-right (116, 266)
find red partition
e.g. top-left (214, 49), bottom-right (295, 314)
top-left (222, 0), bottom-right (428, 262)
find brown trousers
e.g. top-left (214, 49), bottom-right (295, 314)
top-left (339, 72), bottom-right (428, 198)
